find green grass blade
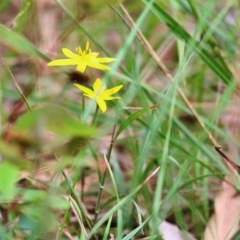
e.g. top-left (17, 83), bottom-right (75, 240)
top-left (178, 172), bottom-right (224, 191)
top-left (102, 215), bottom-right (113, 240)
top-left (115, 109), bottom-right (147, 140)
top-left (87, 167), bottom-right (159, 239)
top-left (69, 195), bottom-right (87, 238)
top-left (0, 24), bottom-right (50, 61)
top-left (122, 216), bottom-right (151, 240)
top-left (142, 0), bottom-right (233, 84)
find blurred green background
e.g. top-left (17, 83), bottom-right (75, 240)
top-left (0, 0), bottom-right (239, 239)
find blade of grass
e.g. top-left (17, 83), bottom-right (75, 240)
top-left (115, 101), bottom-right (162, 141)
top-left (114, 109), bottom-right (147, 140)
top-left (69, 195), bottom-right (88, 239)
top-left (151, 70), bottom-right (177, 237)
top-left (87, 167), bottom-right (160, 239)
top-left (93, 125), bottom-right (116, 224)
top-left (122, 216), bottom-right (151, 240)
top-left (132, 200), bottom-right (144, 235)
top-left (102, 215), bottom-right (113, 240)
top-left (54, 155), bottom-right (97, 239)
top-left (103, 155), bottom-right (123, 239)
top-left (118, 3), bottom-right (219, 148)
top-left (0, 55), bottom-right (32, 112)
top-left (142, 0), bottom-right (233, 84)
top-left (177, 173), bottom-right (225, 191)
top-left (0, 24), bottom-right (50, 61)
top-left (186, 0), bottom-right (233, 73)
top-left (173, 118), bottom-right (224, 169)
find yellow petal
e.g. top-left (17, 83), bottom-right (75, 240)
top-left (89, 52), bottom-right (99, 58)
top-left (93, 78), bottom-right (102, 92)
top-left (101, 96), bottom-right (121, 100)
top-left (102, 85), bottom-right (123, 97)
top-left (97, 98), bottom-right (107, 112)
top-left (62, 48), bottom-right (80, 59)
top-left (92, 57), bottom-right (116, 63)
top-left (47, 59), bottom-right (80, 66)
top-left (76, 63), bottom-right (87, 72)
top-left (87, 62), bottom-right (111, 70)
top-left (86, 41), bottom-right (89, 51)
top-left (74, 84), bottom-right (94, 98)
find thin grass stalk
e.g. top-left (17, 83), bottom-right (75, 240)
top-left (55, 156), bottom-right (97, 240)
top-left (93, 124), bottom-right (117, 224)
top-left (118, 3), bottom-right (219, 147)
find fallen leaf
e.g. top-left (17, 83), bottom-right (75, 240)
top-left (159, 220), bottom-right (196, 240)
top-left (204, 172), bottom-right (240, 240)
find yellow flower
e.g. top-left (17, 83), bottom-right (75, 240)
top-left (47, 41), bottom-right (116, 72)
top-left (74, 78), bottom-right (123, 112)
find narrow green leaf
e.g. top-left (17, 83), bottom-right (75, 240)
top-left (122, 216), bottom-right (151, 240)
top-left (0, 24), bottom-right (50, 61)
top-left (178, 173), bottom-right (224, 191)
top-left (15, 105), bottom-right (96, 137)
top-left (102, 215), bottom-right (113, 240)
top-left (115, 109), bottom-right (147, 140)
top-left (142, 0), bottom-right (233, 84)
top-left (87, 167), bottom-right (159, 239)
top-left (0, 162), bottom-right (19, 201)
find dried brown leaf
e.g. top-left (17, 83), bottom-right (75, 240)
top-left (204, 174), bottom-right (240, 240)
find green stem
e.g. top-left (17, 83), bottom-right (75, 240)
top-left (186, 0), bottom-right (231, 73)
top-left (57, 205), bottom-right (70, 240)
top-left (82, 94), bottom-right (85, 115)
top-left (91, 104), bottom-right (99, 125)
top-left (62, 165), bottom-right (97, 239)
top-left (93, 124), bottom-right (116, 224)
top-left (54, 155), bottom-right (98, 240)
top-left (0, 55), bottom-right (32, 112)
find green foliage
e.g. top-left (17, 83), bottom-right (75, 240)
top-left (15, 105), bottom-right (96, 137)
top-left (144, 0), bottom-right (233, 84)
top-left (0, 0), bottom-right (238, 239)
top-left (0, 162), bottom-right (19, 201)
top-left (0, 24), bottom-right (49, 61)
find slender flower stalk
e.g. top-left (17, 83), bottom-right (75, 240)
top-left (91, 105), bottom-right (99, 125)
top-left (47, 41), bottom-right (116, 72)
top-left (81, 94), bottom-right (85, 116)
top-left (74, 78), bottom-right (123, 112)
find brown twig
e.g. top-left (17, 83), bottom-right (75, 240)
top-left (117, 3), bottom-right (219, 147)
top-left (215, 146), bottom-right (240, 170)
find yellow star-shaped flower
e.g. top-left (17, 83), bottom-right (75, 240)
top-left (47, 42), bottom-right (116, 72)
top-left (74, 78), bottom-right (123, 112)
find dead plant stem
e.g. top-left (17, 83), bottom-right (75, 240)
top-left (118, 3), bottom-right (218, 147)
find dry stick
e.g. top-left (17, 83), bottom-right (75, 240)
top-left (118, 4), bottom-right (218, 147)
top-left (93, 124), bottom-right (117, 225)
top-left (119, 4), bottom-right (240, 180)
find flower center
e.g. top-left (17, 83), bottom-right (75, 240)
top-left (94, 86), bottom-right (106, 99)
top-left (76, 47), bottom-right (92, 62)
